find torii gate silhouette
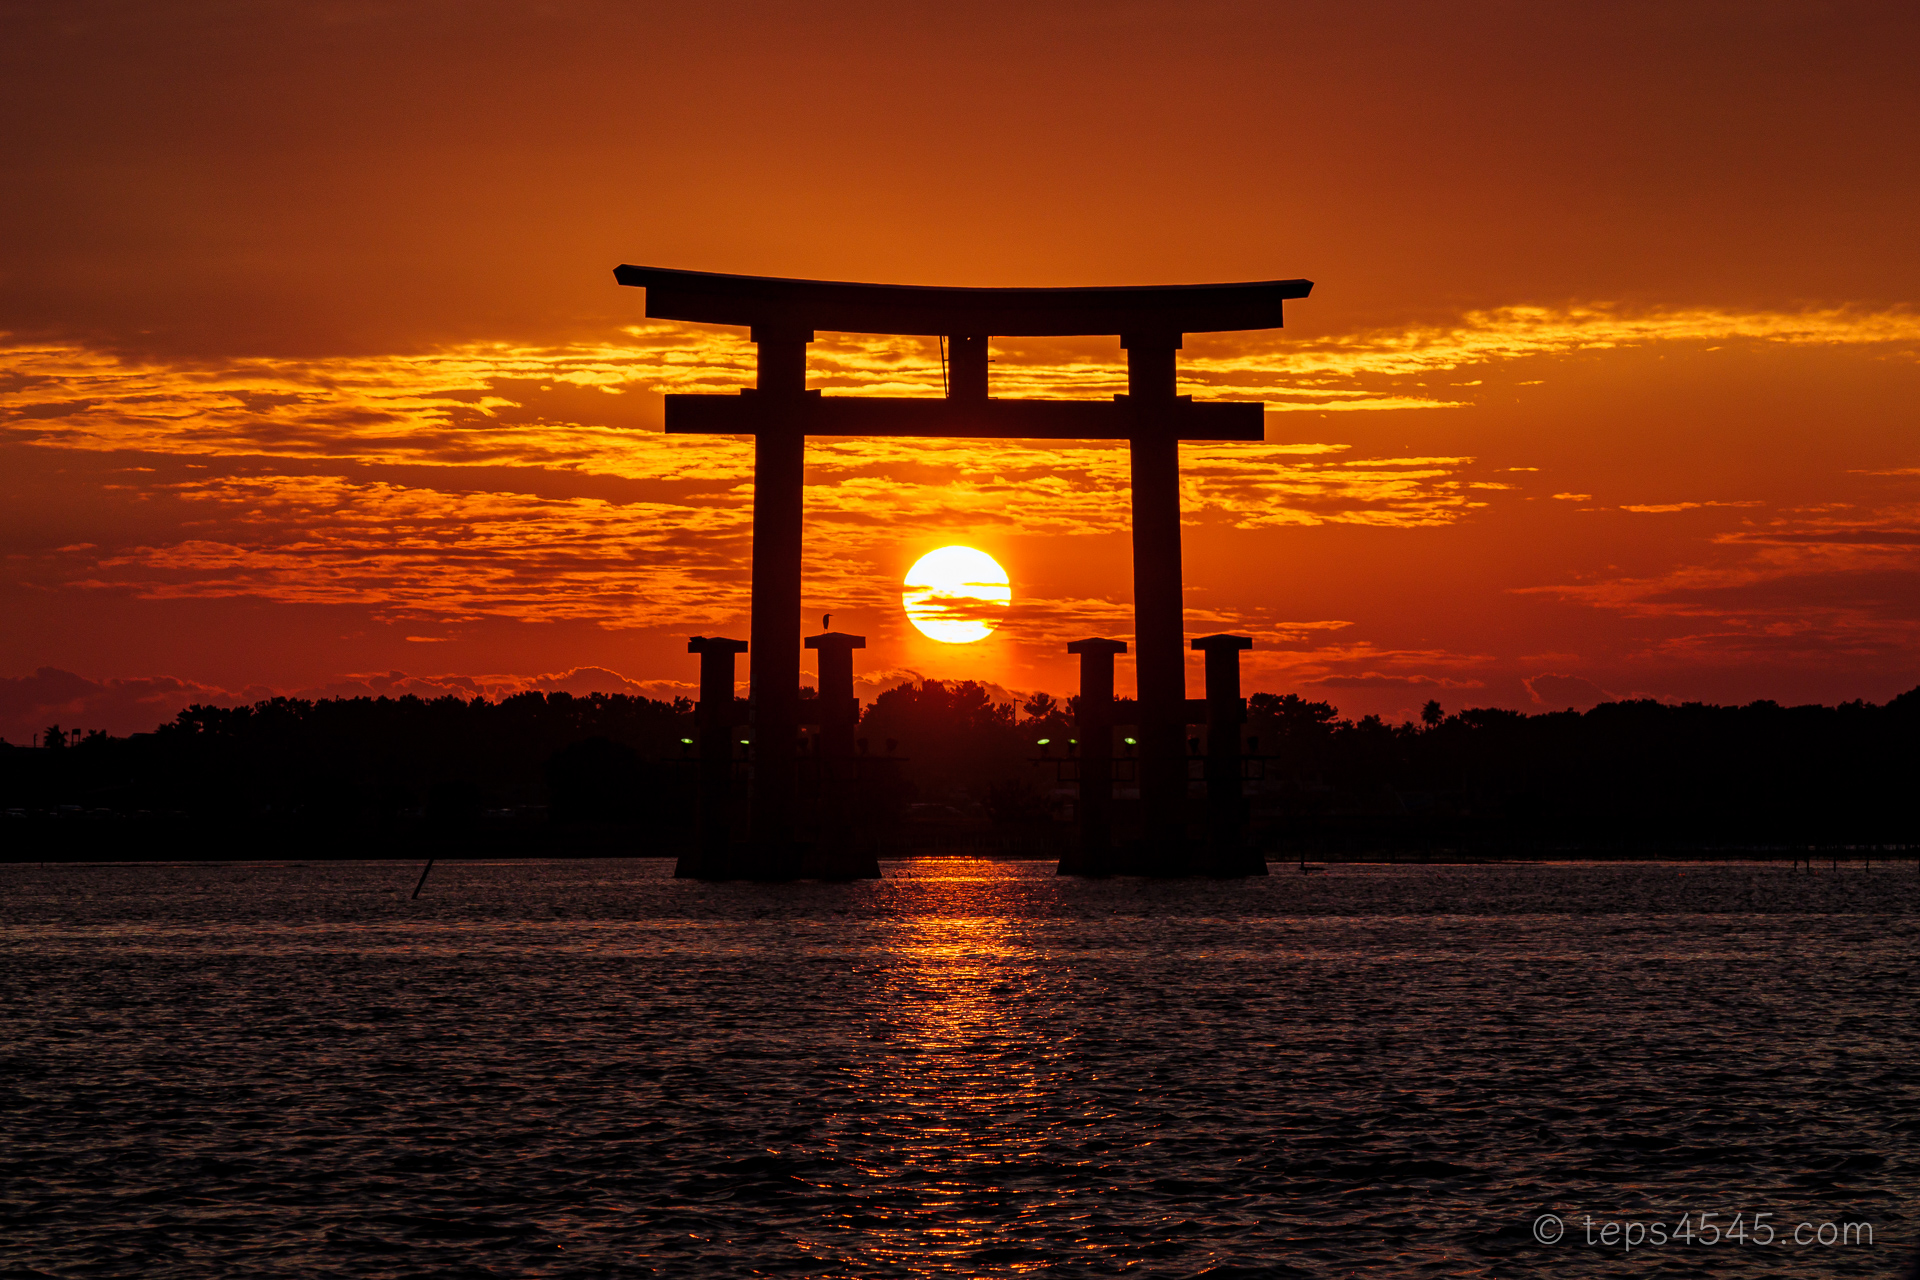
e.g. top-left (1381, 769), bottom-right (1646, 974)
top-left (615, 265), bottom-right (1312, 879)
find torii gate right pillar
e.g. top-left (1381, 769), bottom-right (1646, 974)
top-left (1125, 333), bottom-right (1188, 871)
top-left (748, 326), bottom-right (811, 878)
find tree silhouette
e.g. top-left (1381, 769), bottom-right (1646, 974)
top-left (1021, 691), bottom-right (1059, 720)
top-left (860, 679), bottom-right (1021, 802)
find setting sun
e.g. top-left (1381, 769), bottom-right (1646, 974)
top-left (903, 546), bottom-right (1011, 644)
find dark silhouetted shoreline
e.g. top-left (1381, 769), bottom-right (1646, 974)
top-left (4, 683), bottom-right (1915, 863)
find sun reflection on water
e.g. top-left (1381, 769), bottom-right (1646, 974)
top-left (828, 862), bottom-right (1091, 1271)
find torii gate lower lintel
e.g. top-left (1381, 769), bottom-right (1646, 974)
top-left (615, 265), bottom-right (1313, 879)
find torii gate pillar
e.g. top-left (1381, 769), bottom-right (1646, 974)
top-left (748, 326), bottom-right (811, 876)
top-left (1125, 334), bottom-right (1187, 869)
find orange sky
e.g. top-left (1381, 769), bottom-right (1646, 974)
top-left (3, 1), bottom-right (1917, 741)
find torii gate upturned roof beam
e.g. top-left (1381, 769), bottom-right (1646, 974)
top-left (613, 264), bottom-right (1312, 337)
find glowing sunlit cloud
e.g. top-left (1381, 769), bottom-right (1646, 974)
top-left (903, 546), bottom-right (1010, 643)
top-left (80, 473), bottom-right (753, 627)
top-left (8, 301), bottom-right (1919, 646)
top-left (12, 304), bottom-right (1920, 469)
top-left (1174, 304), bottom-right (1920, 409)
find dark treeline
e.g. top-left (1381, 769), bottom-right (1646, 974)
top-left (4, 681), bottom-right (1916, 857)
top-left (4, 692), bottom-right (700, 855)
top-left (1238, 690), bottom-right (1917, 851)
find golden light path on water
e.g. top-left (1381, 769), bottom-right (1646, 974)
top-left (903, 547), bottom-right (1012, 644)
top-left (831, 865), bottom-right (1082, 1272)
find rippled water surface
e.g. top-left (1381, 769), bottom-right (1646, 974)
top-left (2, 858), bottom-right (1915, 1278)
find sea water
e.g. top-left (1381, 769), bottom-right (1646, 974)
top-left (2, 858), bottom-right (1914, 1277)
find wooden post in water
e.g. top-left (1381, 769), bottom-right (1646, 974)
top-left (412, 858), bottom-right (434, 899)
top-left (1193, 633), bottom-right (1264, 876)
top-left (803, 631), bottom-right (880, 878)
top-left (684, 636), bottom-right (748, 879)
top-left (1062, 638), bottom-right (1127, 877)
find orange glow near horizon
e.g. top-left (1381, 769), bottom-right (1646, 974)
top-left (2, 3), bottom-right (1917, 742)
top-left (3, 305), bottom-right (1917, 741)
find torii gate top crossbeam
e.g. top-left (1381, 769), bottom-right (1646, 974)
top-left (616, 266), bottom-right (1314, 442)
top-left (613, 265), bottom-right (1313, 337)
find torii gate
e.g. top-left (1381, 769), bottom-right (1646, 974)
top-left (615, 265), bottom-right (1312, 878)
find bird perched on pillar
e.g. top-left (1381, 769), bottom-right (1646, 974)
top-left (823, 614), bottom-right (831, 631)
